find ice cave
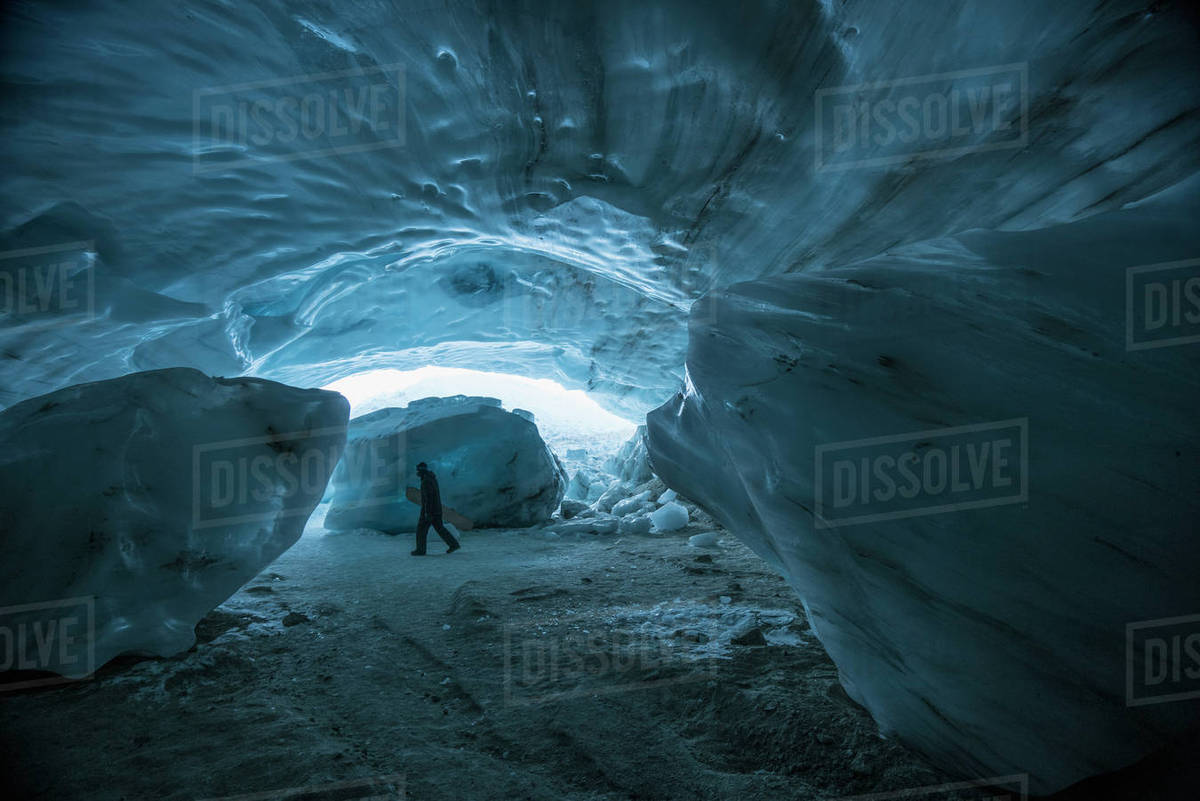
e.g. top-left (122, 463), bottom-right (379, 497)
top-left (1, 2), bottom-right (1198, 799)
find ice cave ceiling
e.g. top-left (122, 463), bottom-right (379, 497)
top-left (2, 0), bottom-right (1198, 418)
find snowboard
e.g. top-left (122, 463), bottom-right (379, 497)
top-left (405, 486), bottom-right (475, 530)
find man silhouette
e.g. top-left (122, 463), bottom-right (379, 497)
top-left (412, 462), bottom-right (461, 556)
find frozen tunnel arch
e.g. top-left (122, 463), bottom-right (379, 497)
top-left (322, 366), bottom-right (637, 463)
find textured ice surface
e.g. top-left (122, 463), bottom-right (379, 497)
top-left (647, 183), bottom-right (1200, 794)
top-left (325, 396), bottom-right (566, 532)
top-left (6, 2), bottom-right (1196, 424)
top-left (0, 368), bottom-right (349, 676)
top-left (593, 481), bottom-right (630, 514)
top-left (611, 491), bottom-right (652, 518)
top-left (563, 469), bottom-right (593, 501)
top-left (604, 426), bottom-right (654, 485)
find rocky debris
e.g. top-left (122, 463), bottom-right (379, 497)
top-left (731, 628), bottom-right (768, 647)
top-left (559, 498), bottom-right (589, 519)
top-left (511, 586), bottom-right (569, 603)
top-left (447, 581), bottom-right (493, 622)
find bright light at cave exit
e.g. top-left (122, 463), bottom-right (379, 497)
top-left (323, 367), bottom-right (637, 458)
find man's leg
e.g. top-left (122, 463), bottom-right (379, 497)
top-left (432, 516), bottom-right (460, 551)
top-left (413, 516), bottom-right (430, 555)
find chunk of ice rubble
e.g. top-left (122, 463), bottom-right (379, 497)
top-left (618, 514), bottom-right (653, 536)
top-left (650, 501), bottom-right (689, 531)
top-left (611, 490), bottom-right (651, 517)
top-left (552, 516), bottom-right (618, 536)
top-left (593, 480), bottom-right (629, 513)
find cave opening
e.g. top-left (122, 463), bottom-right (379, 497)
top-left (321, 365), bottom-right (639, 469)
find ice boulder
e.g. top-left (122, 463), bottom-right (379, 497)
top-left (646, 187), bottom-right (1200, 794)
top-left (618, 514), bottom-right (653, 536)
top-left (0, 367), bottom-right (349, 676)
top-left (687, 532), bottom-right (721, 549)
top-left (592, 480), bottom-right (630, 514)
top-left (603, 425), bottom-right (654, 484)
top-left (325, 396), bottom-right (566, 532)
top-left (611, 490), bottom-right (652, 518)
top-left (658, 489), bottom-right (678, 505)
top-left (650, 502), bottom-right (689, 532)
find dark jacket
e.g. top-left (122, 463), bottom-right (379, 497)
top-left (418, 470), bottom-right (442, 518)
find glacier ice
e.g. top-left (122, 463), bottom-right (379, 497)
top-left (0, 368), bottom-right (349, 676)
top-left (324, 396), bottom-right (566, 532)
top-left (646, 181), bottom-right (1200, 794)
top-left (593, 481), bottom-right (631, 514)
top-left (611, 490), bottom-right (653, 518)
top-left (649, 502), bottom-right (689, 532)
top-left (564, 468), bottom-right (606, 503)
top-left (2, 0), bottom-right (1196, 425)
top-left (618, 514), bottom-right (653, 537)
top-left (0, 0), bottom-right (1197, 791)
top-left (551, 516), bottom-right (619, 537)
top-left (604, 425), bottom-right (654, 485)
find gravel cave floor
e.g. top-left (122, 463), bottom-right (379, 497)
top-left (0, 511), bottom-right (1100, 801)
